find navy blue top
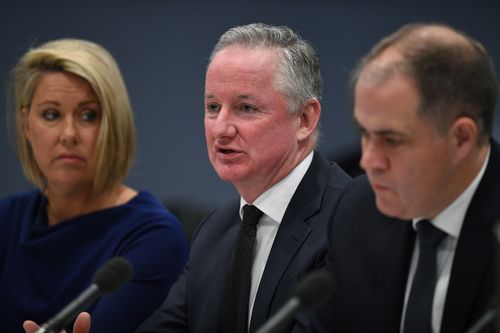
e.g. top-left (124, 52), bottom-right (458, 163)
top-left (0, 189), bottom-right (189, 333)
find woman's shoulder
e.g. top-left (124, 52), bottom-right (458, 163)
top-left (126, 191), bottom-right (172, 213)
top-left (107, 191), bottom-right (188, 258)
top-left (0, 189), bottom-right (42, 213)
top-left (113, 190), bottom-right (182, 229)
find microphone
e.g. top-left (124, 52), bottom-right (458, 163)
top-left (35, 257), bottom-right (133, 333)
top-left (465, 309), bottom-right (495, 333)
top-left (255, 270), bottom-right (335, 333)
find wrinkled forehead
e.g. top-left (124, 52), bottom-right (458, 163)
top-left (205, 46), bottom-right (281, 91)
top-left (208, 45), bottom-right (279, 70)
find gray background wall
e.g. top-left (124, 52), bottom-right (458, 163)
top-left (1, 0), bottom-right (499, 213)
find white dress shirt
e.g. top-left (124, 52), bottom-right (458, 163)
top-left (400, 147), bottom-right (490, 333)
top-left (239, 151), bottom-right (314, 324)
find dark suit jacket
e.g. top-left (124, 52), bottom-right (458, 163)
top-left (311, 140), bottom-right (500, 333)
top-left (135, 152), bottom-right (350, 333)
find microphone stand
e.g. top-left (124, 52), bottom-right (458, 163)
top-left (466, 220), bottom-right (500, 333)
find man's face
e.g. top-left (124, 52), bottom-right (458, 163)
top-left (204, 46), bottom-right (303, 201)
top-left (355, 71), bottom-right (457, 219)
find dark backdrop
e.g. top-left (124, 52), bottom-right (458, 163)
top-left (1, 0), bottom-right (499, 214)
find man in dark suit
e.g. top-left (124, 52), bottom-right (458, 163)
top-left (132, 23), bottom-right (349, 333)
top-left (311, 23), bottom-right (500, 333)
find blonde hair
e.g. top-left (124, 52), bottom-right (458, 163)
top-left (11, 38), bottom-right (135, 195)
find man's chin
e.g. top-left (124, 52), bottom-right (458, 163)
top-left (375, 197), bottom-right (407, 219)
top-left (215, 170), bottom-right (245, 184)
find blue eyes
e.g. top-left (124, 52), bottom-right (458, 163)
top-left (240, 105), bottom-right (256, 113)
top-left (206, 104), bottom-right (220, 113)
top-left (41, 109), bottom-right (100, 122)
top-left (205, 104), bottom-right (258, 114)
top-left (42, 110), bottom-right (60, 121)
top-left (81, 110), bottom-right (99, 122)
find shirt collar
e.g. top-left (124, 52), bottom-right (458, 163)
top-left (240, 151), bottom-right (314, 224)
top-left (412, 145), bottom-right (491, 238)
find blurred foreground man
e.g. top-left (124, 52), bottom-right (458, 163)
top-left (311, 23), bottom-right (500, 333)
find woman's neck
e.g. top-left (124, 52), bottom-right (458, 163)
top-left (44, 184), bottom-right (137, 226)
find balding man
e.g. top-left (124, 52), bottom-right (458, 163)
top-left (311, 23), bottom-right (500, 333)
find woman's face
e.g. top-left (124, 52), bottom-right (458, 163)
top-left (24, 71), bottom-right (101, 192)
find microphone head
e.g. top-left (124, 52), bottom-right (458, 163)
top-left (295, 270), bottom-right (335, 308)
top-left (92, 257), bottom-right (134, 293)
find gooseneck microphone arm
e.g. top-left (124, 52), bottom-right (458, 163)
top-left (255, 270), bottom-right (335, 333)
top-left (35, 257), bottom-right (133, 333)
top-left (35, 285), bottom-right (101, 333)
top-left (465, 309), bottom-right (495, 333)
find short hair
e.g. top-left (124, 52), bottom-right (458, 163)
top-left (208, 23), bottom-right (322, 115)
top-left (10, 38), bottom-right (135, 194)
top-left (353, 23), bottom-right (498, 144)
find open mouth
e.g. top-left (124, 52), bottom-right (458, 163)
top-left (218, 148), bottom-right (237, 154)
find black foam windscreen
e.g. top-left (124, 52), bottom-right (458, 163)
top-left (294, 270), bottom-right (335, 308)
top-left (92, 257), bottom-right (133, 293)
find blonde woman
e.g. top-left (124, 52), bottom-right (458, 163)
top-left (0, 39), bottom-right (188, 333)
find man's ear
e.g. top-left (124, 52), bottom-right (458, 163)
top-left (449, 116), bottom-right (478, 165)
top-left (296, 98), bottom-right (321, 142)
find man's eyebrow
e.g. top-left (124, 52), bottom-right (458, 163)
top-left (355, 123), bottom-right (406, 137)
top-left (236, 94), bottom-right (254, 99)
top-left (373, 129), bottom-right (406, 136)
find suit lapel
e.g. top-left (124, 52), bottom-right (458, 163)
top-left (208, 203), bottom-right (243, 330)
top-left (249, 153), bottom-right (328, 331)
top-left (441, 141), bottom-right (500, 332)
top-left (372, 217), bottom-right (415, 332)
top-left (249, 213), bottom-right (313, 331)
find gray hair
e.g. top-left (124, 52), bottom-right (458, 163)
top-left (209, 23), bottom-right (322, 114)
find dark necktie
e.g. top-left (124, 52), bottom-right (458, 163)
top-left (404, 220), bottom-right (447, 333)
top-left (220, 204), bottom-right (263, 333)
